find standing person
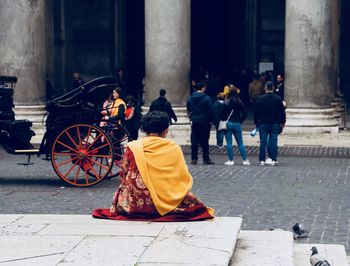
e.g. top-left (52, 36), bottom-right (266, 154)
top-left (254, 81), bottom-right (286, 166)
top-left (186, 81), bottom-right (215, 165)
top-left (149, 89), bottom-right (177, 124)
top-left (124, 95), bottom-right (142, 140)
top-left (248, 73), bottom-right (264, 104)
top-left (274, 74), bottom-right (284, 100)
top-left (221, 88), bottom-right (250, 166)
top-left (213, 94), bottom-right (226, 148)
top-left (72, 72), bottom-right (85, 91)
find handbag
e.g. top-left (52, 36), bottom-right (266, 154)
top-left (218, 110), bottom-right (233, 131)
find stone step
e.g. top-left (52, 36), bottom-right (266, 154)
top-left (230, 230), bottom-right (294, 266)
top-left (0, 215), bottom-right (242, 266)
top-left (294, 244), bottom-right (348, 266)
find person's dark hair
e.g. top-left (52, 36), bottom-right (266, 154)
top-left (265, 81), bottom-right (274, 90)
top-left (159, 88), bottom-right (166, 96)
top-left (141, 111), bottom-right (169, 135)
top-left (195, 81), bottom-right (206, 91)
top-left (126, 95), bottom-right (136, 106)
top-left (227, 87), bottom-right (243, 105)
top-left (114, 87), bottom-right (122, 95)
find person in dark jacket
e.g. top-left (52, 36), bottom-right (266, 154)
top-left (149, 89), bottom-right (177, 124)
top-left (254, 81), bottom-right (286, 166)
top-left (274, 74), bottom-right (284, 100)
top-left (186, 81), bottom-right (215, 165)
top-left (221, 87), bottom-right (250, 166)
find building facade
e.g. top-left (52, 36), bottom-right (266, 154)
top-left (0, 0), bottom-right (349, 133)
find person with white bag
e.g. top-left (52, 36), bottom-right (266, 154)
top-left (220, 87), bottom-right (250, 166)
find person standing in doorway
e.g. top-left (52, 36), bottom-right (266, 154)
top-left (274, 74), bottom-right (284, 100)
top-left (254, 81), bottom-right (286, 166)
top-left (186, 81), bottom-right (215, 165)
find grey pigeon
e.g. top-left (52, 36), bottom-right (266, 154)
top-left (293, 223), bottom-right (308, 239)
top-left (310, 247), bottom-right (331, 266)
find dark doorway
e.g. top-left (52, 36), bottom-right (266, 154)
top-left (191, 0), bottom-right (246, 81)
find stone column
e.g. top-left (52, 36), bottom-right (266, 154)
top-left (144, 0), bottom-right (190, 105)
top-left (284, 0), bottom-right (339, 134)
top-left (245, 0), bottom-right (258, 70)
top-left (113, 0), bottom-right (126, 72)
top-left (0, 0), bottom-right (46, 105)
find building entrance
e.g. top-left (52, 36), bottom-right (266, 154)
top-left (191, 0), bottom-right (246, 82)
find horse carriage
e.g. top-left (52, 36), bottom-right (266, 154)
top-left (0, 76), bottom-right (130, 187)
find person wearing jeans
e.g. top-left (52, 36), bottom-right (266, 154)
top-left (220, 87), bottom-right (250, 166)
top-left (225, 122), bottom-right (248, 164)
top-left (258, 124), bottom-right (279, 162)
top-left (254, 81), bottom-right (286, 166)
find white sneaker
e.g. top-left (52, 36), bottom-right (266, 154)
top-left (258, 161), bottom-right (265, 166)
top-left (271, 160), bottom-right (279, 166)
top-left (265, 158), bottom-right (273, 165)
top-left (224, 160), bottom-right (234, 166)
top-left (243, 160), bottom-right (251, 166)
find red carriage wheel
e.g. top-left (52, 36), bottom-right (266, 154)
top-left (51, 124), bottom-right (115, 187)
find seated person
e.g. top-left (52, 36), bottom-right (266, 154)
top-left (93, 111), bottom-right (214, 221)
top-left (100, 87), bottom-right (126, 127)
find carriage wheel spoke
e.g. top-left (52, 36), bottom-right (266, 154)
top-left (89, 142), bottom-right (110, 154)
top-left (73, 161), bottom-right (82, 184)
top-left (57, 140), bottom-right (79, 153)
top-left (82, 164), bottom-right (89, 184)
top-left (87, 133), bottom-right (103, 151)
top-left (65, 130), bottom-right (79, 148)
top-left (56, 156), bottom-right (78, 167)
top-left (53, 152), bottom-right (77, 156)
top-left (63, 160), bottom-right (80, 179)
top-left (83, 127), bottom-right (92, 149)
top-left (86, 161), bottom-right (100, 180)
top-left (89, 154), bottom-right (112, 158)
top-left (90, 158), bottom-right (110, 170)
top-left (76, 126), bottom-right (82, 147)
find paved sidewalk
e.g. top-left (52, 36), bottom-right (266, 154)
top-left (0, 214), bottom-right (241, 265)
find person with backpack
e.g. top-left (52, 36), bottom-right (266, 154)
top-left (149, 89), bottom-right (177, 124)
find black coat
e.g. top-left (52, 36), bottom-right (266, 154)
top-left (254, 92), bottom-right (286, 126)
top-left (221, 99), bottom-right (248, 124)
top-left (186, 92), bottom-right (215, 123)
top-left (149, 96), bottom-right (177, 123)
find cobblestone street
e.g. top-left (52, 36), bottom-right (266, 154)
top-left (1, 147), bottom-right (350, 253)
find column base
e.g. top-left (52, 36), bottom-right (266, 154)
top-left (284, 107), bottom-right (339, 135)
top-left (14, 105), bottom-right (46, 144)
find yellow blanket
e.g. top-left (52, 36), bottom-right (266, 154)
top-left (127, 137), bottom-right (193, 215)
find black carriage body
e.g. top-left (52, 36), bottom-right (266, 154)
top-left (40, 76), bottom-right (120, 156)
top-left (0, 76), bottom-right (34, 150)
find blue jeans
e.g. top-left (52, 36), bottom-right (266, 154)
top-left (225, 122), bottom-right (247, 161)
top-left (259, 124), bottom-right (280, 161)
top-left (216, 129), bottom-right (225, 146)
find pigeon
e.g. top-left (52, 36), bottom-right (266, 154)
top-left (310, 246), bottom-right (331, 266)
top-left (293, 223), bottom-right (309, 239)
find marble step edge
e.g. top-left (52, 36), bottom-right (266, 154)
top-left (230, 230), bottom-right (294, 266)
